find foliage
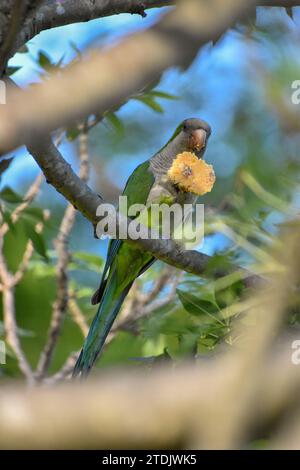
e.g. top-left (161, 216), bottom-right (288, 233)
top-left (1, 7), bottom-right (300, 385)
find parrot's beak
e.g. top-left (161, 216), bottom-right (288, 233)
top-left (189, 129), bottom-right (207, 154)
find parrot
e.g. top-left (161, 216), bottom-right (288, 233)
top-left (73, 117), bottom-right (211, 377)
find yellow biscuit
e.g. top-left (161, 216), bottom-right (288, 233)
top-left (168, 151), bottom-right (216, 196)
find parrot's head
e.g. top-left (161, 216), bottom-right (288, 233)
top-left (151, 117), bottom-right (212, 179)
top-left (180, 118), bottom-right (211, 158)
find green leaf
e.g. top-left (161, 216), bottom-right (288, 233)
top-left (0, 186), bottom-right (23, 203)
top-left (29, 261), bottom-right (56, 277)
top-left (66, 127), bottom-right (80, 141)
top-left (286, 7), bottom-right (293, 20)
top-left (38, 51), bottom-right (53, 70)
top-left (1, 342), bottom-right (17, 360)
top-left (74, 286), bottom-right (94, 299)
top-left (105, 112), bottom-right (124, 134)
top-left (69, 41), bottom-right (82, 58)
top-left (135, 96), bottom-right (164, 113)
top-left (6, 66), bottom-right (21, 76)
top-left (23, 220), bottom-right (49, 261)
top-left (0, 158), bottom-right (13, 177)
top-left (23, 207), bottom-right (45, 221)
top-left (71, 251), bottom-right (103, 272)
top-left (148, 90), bottom-right (179, 100)
top-left (203, 252), bottom-right (234, 277)
top-left (199, 337), bottom-right (218, 348)
top-left (145, 305), bottom-right (197, 336)
top-left (177, 289), bottom-right (219, 318)
top-left (0, 207), bottom-right (14, 232)
top-left (16, 326), bottom-right (35, 338)
top-left (99, 331), bottom-right (145, 366)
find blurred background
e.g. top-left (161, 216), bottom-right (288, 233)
top-left (1, 5), bottom-right (300, 383)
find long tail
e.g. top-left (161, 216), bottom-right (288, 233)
top-left (73, 272), bottom-right (133, 378)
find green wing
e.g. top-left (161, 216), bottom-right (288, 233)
top-left (123, 160), bottom-right (155, 208)
top-left (91, 160), bottom-right (155, 304)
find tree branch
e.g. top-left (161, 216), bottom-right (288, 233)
top-left (0, 0), bottom-right (42, 75)
top-left (28, 137), bottom-right (101, 224)
top-left (0, 222), bottom-right (299, 448)
top-left (12, 0), bottom-right (300, 59)
top-left (28, 136), bottom-right (260, 287)
top-left (0, 347), bottom-right (299, 448)
top-left (261, 1), bottom-right (300, 5)
top-left (35, 124), bottom-right (90, 379)
top-left (68, 292), bottom-right (89, 338)
top-left (0, 0), bottom-right (255, 154)
top-left (3, 1), bottom-right (261, 286)
top-left (15, 0), bottom-right (174, 55)
top-left (1, 0), bottom-right (295, 153)
top-left (0, 173), bottom-right (46, 383)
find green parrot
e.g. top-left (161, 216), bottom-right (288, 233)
top-left (73, 118), bottom-right (211, 377)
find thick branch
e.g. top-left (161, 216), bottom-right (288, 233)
top-left (0, 350), bottom-right (299, 449)
top-left (28, 138), bottom-right (260, 286)
top-left (0, 171), bottom-right (45, 383)
top-left (15, 0), bottom-right (174, 54)
top-left (0, 242), bottom-right (34, 382)
top-left (13, 0), bottom-right (300, 57)
top-left (261, 1), bottom-right (300, 4)
top-left (0, 0), bottom-right (255, 154)
top-left (0, 0), bottom-right (42, 75)
top-left (1, 0), bottom-right (296, 152)
top-left (28, 137), bottom-right (102, 224)
top-left (4, 1), bottom-right (261, 284)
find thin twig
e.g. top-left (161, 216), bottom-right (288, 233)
top-left (0, 237), bottom-right (34, 383)
top-left (107, 269), bottom-right (182, 343)
top-left (12, 240), bottom-right (33, 286)
top-left (123, 271), bottom-right (182, 326)
top-left (12, 209), bottom-right (50, 286)
top-left (35, 124), bottom-right (90, 379)
top-left (137, 266), bottom-right (177, 305)
top-left (43, 351), bottom-right (81, 385)
top-left (68, 291), bottom-right (89, 337)
top-left (59, 270), bottom-right (178, 361)
top-left (0, 173), bottom-right (46, 383)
